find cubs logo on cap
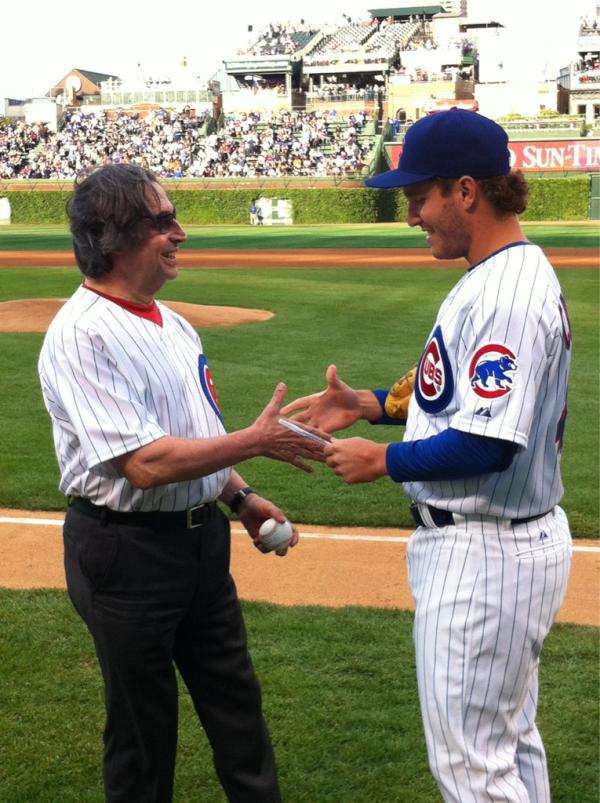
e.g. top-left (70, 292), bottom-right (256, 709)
top-left (469, 344), bottom-right (517, 399)
top-left (198, 354), bottom-right (223, 421)
top-left (415, 326), bottom-right (454, 413)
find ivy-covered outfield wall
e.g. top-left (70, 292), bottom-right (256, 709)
top-left (0, 176), bottom-right (590, 224)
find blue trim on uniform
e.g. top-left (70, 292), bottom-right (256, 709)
top-left (198, 354), bottom-right (223, 422)
top-left (468, 241), bottom-right (531, 271)
top-left (414, 325), bottom-right (454, 414)
top-left (385, 428), bottom-right (517, 483)
top-left (369, 389), bottom-right (407, 425)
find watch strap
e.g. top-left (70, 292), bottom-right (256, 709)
top-left (229, 486), bottom-right (256, 515)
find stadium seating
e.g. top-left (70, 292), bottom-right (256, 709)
top-left (366, 22), bottom-right (420, 54)
top-left (0, 108), bottom-right (376, 180)
top-left (311, 23), bottom-right (374, 53)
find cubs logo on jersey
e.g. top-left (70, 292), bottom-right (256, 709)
top-left (469, 344), bottom-right (517, 399)
top-left (415, 326), bottom-right (454, 413)
top-left (198, 354), bottom-right (223, 421)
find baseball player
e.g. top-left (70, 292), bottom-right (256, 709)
top-left (283, 110), bottom-right (572, 802)
top-left (37, 164), bottom-right (327, 803)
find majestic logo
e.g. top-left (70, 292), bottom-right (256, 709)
top-left (198, 354), bottom-right (223, 421)
top-left (415, 326), bottom-right (454, 413)
top-left (469, 344), bottom-right (517, 399)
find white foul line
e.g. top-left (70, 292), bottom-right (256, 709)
top-left (1, 515), bottom-right (599, 553)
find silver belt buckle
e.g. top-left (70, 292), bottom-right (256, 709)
top-left (186, 504), bottom-right (206, 529)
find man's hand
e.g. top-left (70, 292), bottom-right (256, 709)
top-left (251, 383), bottom-right (330, 472)
top-left (324, 437), bottom-right (388, 484)
top-left (281, 365), bottom-right (364, 433)
top-left (237, 492), bottom-right (299, 557)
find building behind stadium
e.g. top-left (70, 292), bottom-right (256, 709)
top-left (1, 2), bottom-right (599, 189)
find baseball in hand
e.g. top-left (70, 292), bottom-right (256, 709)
top-left (258, 518), bottom-right (293, 552)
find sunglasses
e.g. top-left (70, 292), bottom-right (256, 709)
top-left (145, 208), bottom-right (178, 233)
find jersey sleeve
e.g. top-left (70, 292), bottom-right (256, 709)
top-left (450, 260), bottom-right (559, 449)
top-left (45, 324), bottom-right (166, 471)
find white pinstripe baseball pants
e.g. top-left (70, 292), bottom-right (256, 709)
top-left (407, 507), bottom-right (572, 802)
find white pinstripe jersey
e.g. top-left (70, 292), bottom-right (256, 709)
top-left (403, 242), bottom-right (572, 518)
top-left (38, 286), bottom-right (231, 511)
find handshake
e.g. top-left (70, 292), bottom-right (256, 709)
top-left (266, 363), bottom-right (416, 484)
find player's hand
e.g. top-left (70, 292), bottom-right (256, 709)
top-left (237, 493), bottom-right (299, 557)
top-left (251, 383), bottom-right (330, 472)
top-left (324, 437), bottom-right (388, 484)
top-left (281, 365), bottom-right (363, 433)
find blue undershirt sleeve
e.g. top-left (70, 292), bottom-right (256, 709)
top-left (371, 389), bottom-right (406, 425)
top-left (385, 427), bottom-right (518, 483)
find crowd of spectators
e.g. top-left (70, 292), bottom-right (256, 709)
top-left (577, 50), bottom-right (600, 79)
top-left (310, 81), bottom-right (386, 100)
top-left (187, 109), bottom-right (374, 177)
top-left (0, 108), bottom-right (375, 180)
top-left (0, 122), bottom-right (53, 179)
top-left (0, 108), bottom-right (209, 180)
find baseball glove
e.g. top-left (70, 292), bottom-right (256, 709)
top-left (384, 365), bottom-right (417, 421)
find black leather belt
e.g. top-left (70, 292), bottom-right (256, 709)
top-left (410, 503), bottom-right (552, 529)
top-left (69, 496), bottom-right (217, 529)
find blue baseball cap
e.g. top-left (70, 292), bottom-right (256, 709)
top-left (365, 109), bottom-right (511, 188)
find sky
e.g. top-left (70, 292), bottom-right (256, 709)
top-left (0, 0), bottom-right (596, 100)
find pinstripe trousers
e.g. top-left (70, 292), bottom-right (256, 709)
top-left (63, 503), bottom-right (280, 803)
top-left (407, 507), bottom-right (572, 802)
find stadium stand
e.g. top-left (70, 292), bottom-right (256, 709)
top-left (310, 23), bottom-right (375, 54)
top-left (242, 22), bottom-right (319, 57)
top-left (3, 7), bottom-right (597, 184)
top-left (366, 21), bottom-right (420, 53)
top-left (0, 108), bottom-right (376, 179)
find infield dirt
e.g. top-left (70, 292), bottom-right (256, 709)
top-left (0, 246), bottom-right (596, 269)
top-left (0, 509), bottom-right (597, 627)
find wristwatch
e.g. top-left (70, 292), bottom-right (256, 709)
top-left (229, 486), bottom-right (256, 515)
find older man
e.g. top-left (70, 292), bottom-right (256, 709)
top-left (39, 163), bottom-right (326, 803)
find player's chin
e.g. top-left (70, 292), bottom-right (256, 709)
top-left (430, 243), bottom-right (463, 261)
top-left (428, 234), bottom-right (465, 261)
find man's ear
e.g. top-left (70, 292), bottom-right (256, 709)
top-left (456, 175), bottom-right (478, 209)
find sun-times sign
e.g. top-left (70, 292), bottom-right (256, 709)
top-left (388, 139), bottom-right (600, 172)
top-left (508, 140), bottom-right (600, 171)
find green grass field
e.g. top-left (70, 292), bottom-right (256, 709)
top-left (0, 233), bottom-right (597, 535)
top-left (0, 223), bottom-right (598, 802)
top-left (1, 591), bottom-right (598, 803)
top-left (0, 221), bottom-right (598, 250)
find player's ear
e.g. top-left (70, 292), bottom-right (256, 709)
top-left (456, 176), bottom-right (477, 209)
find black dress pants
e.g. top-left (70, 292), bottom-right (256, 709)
top-left (63, 503), bottom-right (281, 803)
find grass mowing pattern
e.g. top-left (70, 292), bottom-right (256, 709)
top-left (0, 222), bottom-right (598, 250)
